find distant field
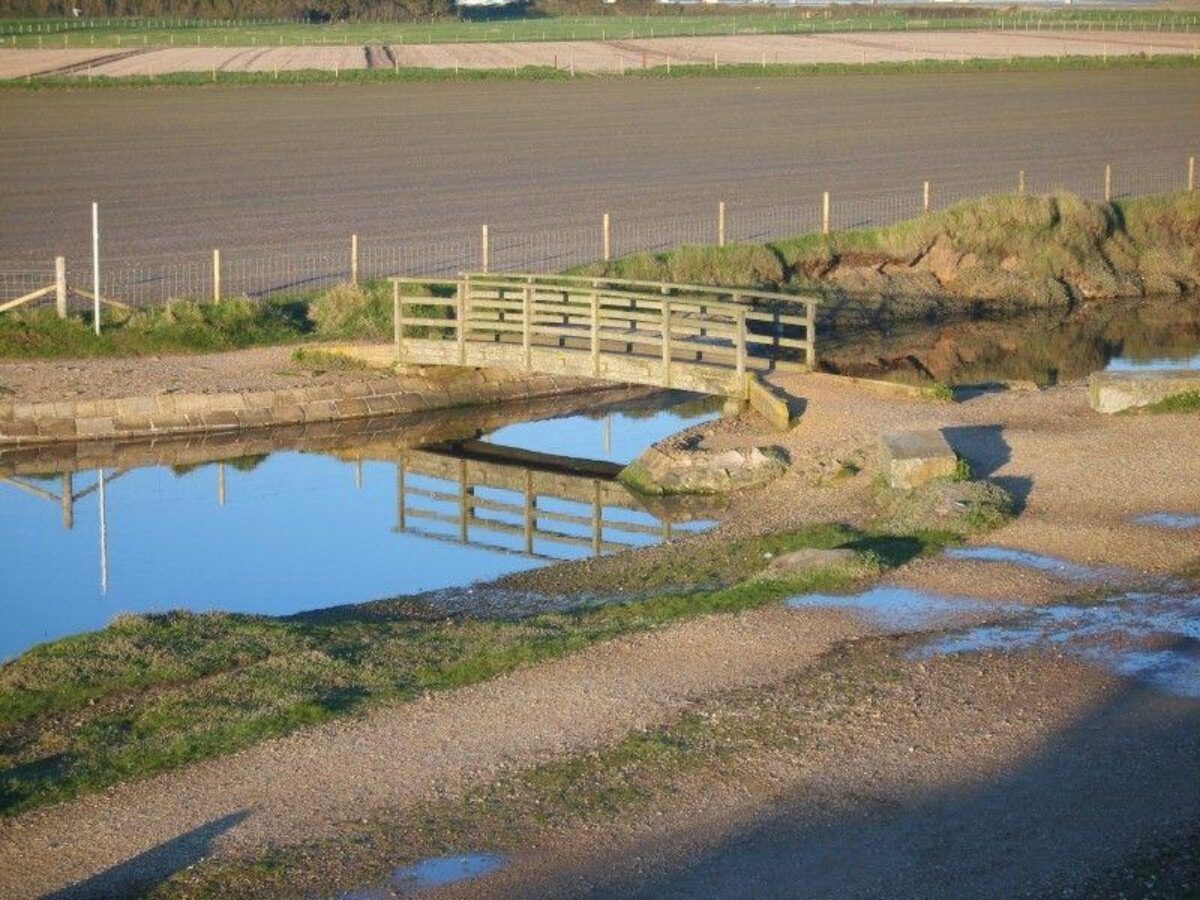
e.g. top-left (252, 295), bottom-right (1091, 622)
top-left (0, 8), bottom-right (1197, 50)
top-left (2, 29), bottom-right (1197, 79)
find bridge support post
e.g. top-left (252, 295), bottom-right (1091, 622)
top-left (456, 279), bottom-right (467, 364)
top-left (661, 300), bottom-right (672, 387)
top-left (736, 309), bottom-right (747, 383)
top-left (590, 292), bottom-right (600, 376)
top-left (392, 280), bottom-right (403, 363)
top-left (522, 285), bottom-right (532, 370)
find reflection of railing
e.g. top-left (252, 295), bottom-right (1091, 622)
top-left (394, 446), bottom-right (705, 561)
top-left (391, 273), bottom-right (817, 398)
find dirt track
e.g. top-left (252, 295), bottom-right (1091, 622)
top-left (0, 70), bottom-right (1195, 273)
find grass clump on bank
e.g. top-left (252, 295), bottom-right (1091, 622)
top-left (1138, 390), bottom-right (1200, 414)
top-left (0, 522), bottom-right (945, 818)
top-left (0, 278), bottom-right (441, 359)
top-left (0, 297), bottom-right (308, 358)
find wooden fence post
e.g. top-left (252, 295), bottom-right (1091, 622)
top-left (821, 191), bottom-right (830, 236)
top-left (54, 256), bottom-right (67, 319)
top-left (603, 212), bottom-right (611, 262)
top-left (718, 201), bottom-right (726, 247)
top-left (1019, 169), bottom-right (1026, 195)
top-left (1104, 163), bottom-right (1112, 202)
top-left (456, 279), bottom-right (467, 364)
top-left (923, 180), bottom-right (931, 214)
top-left (212, 248), bottom-right (221, 304)
top-left (481, 224), bottom-right (489, 273)
top-left (350, 233), bottom-right (358, 285)
top-left (1189, 156), bottom-right (1196, 193)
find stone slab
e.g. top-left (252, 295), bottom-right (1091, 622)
top-left (1088, 369), bottom-right (1200, 414)
top-left (880, 429), bottom-right (958, 489)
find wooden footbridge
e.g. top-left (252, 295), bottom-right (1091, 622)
top-left (393, 443), bottom-right (721, 562)
top-left (391, 273), bottom-right (817, 400)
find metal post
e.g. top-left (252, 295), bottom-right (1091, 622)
top-left (217, 462), bottom-right (226, 507)
top-left (91, 201), bottom-right (100, 335)
top-left (602, 212), bottom-right (611, 262)
top-left (97, 468), bottom-right (108, 595)
top-left (481, 224), bottom-right (489, 273)
top-left (212, 248), bottom-right (221, 304)
top-left (55, 255), bottom-right (67, 319)
top-left (718, 201), bottom-right (726, 247)
top-left (821, 191), bottom-right (830, 236)
top-left (350, 233), bottom-right (358, 285)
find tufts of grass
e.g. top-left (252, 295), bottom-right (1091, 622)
top-left (0, 521), bottom-right (942, 818)
top-left (0, 298), bottom-right (309, 359)
top-left (1138, 390), bottom-right (1200, 414)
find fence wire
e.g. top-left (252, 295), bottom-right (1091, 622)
top-left (3, 160), bottom-right (1195, 309)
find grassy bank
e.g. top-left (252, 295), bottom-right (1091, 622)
top-left (0, 522), bottom-right (967, 818)
top-left (583, 190), bottom-right (1200, 320)
top-left (0, 279), bottom-right (412, 358)
top-left (5, 53), bottom-right (1198, 90)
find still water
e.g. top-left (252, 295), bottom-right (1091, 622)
top-left (0, 394), bottom-right (721, 660)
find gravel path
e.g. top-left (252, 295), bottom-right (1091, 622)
top-left (0, 345), bottom-right (395, 403)
top-left (0, 608), bottom-right (861, 899)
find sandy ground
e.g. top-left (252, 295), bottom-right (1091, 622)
top-left (0, 367), bottom-right (1196, 897)
top-left (0, 345), bottom-right (400, 403)
top-left (0, 71), bottom-right (1194, 276)
top-left (1, 31), bottom-right (1196, 77)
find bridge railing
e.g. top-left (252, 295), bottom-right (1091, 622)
top-left (389, 272), bottom-right (817, 396)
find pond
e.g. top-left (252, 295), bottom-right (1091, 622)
top-left (819, 295), bottom-right (1200, 387)
top-left (0, 391), bottom-right (723, 660)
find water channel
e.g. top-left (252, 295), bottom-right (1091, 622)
top-left (0, 390), bottom-right (722, 660)
top-left (3, 297), bottom-right (1199, 661)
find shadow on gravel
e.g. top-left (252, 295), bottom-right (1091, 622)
top-left (942, 423), bottom-right (1033, 512)
top-left (562, 657), bottom-right (1200, 900)
top-left (46, 809), bottom-right (250, 900)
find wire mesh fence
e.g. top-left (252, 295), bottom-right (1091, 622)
top-left (3, 157), bottom-right (1195, 311)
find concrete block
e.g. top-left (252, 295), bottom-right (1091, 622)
top-left (880, 430), bottom-right (958, 490)
top-left (1089, 369), bottom-right (1200, 414)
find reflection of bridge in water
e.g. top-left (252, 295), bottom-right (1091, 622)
top-left (392, 443), bottom-right (721, 562)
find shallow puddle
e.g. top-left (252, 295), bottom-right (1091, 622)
top-left (919, 592), bottom-right (1200, 698)
top-left (340, 853), bottom-right (504, 899)
top-left (1133, 513), bottom-right (1200, 530)
top-left (943, 546), bottom-right (1114, 583)
top-left (786, 586), bottom-right (998, 631)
